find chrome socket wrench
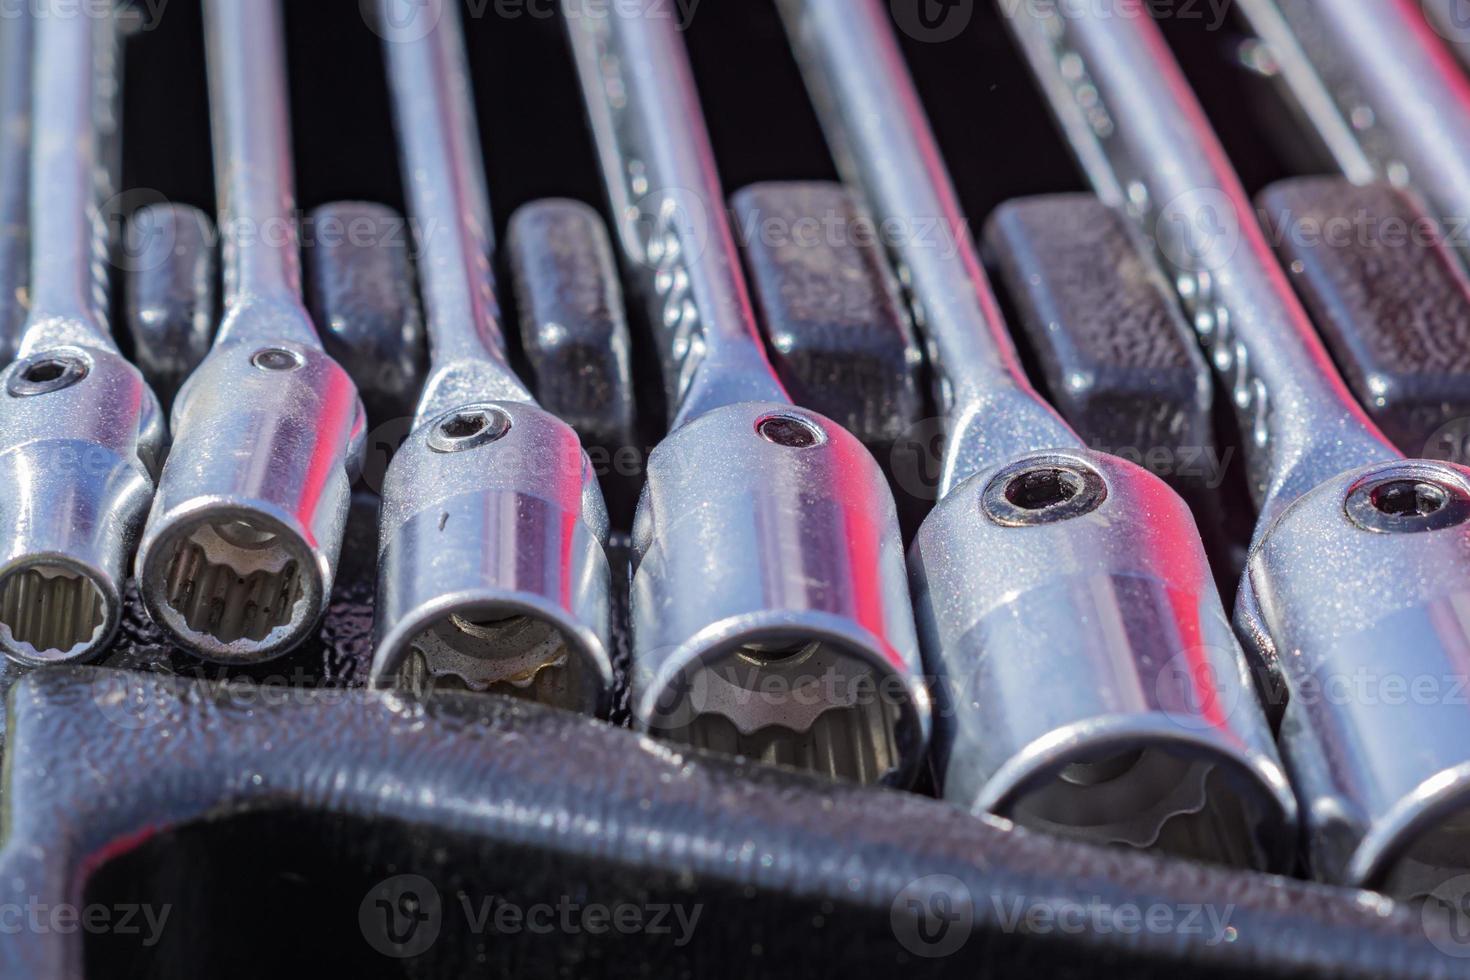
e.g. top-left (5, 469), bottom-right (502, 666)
top-left (0, 4), bottom-right (165, 665)
top-left (370, 0), bottom-right (613, 714)
top-left (1235, 1), bottom-right (1470, 231)
top-left (1006, 2), bottom-right (1470, 896)
top-left (565, 0), bottom-right (930, 785)
top-left (779, 0), bottom-right (1294, 868)
top-left (134, 0), bottom-right (366, 663)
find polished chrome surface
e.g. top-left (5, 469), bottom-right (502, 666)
top-left (778, 0), bottom-right (1294, 868)
top-left (370, 0), bottom-right (613, 715)
top-left (566, 0), bottom-right (929, 785)
top-left (1005, 0), bottom-right (1470, 894)
top-left (133, 0), bottom-right (366, 663)
top-left (0, 2), bottom-right (164, 665)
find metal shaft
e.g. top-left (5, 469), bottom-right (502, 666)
top-left (204, 0), bottom-right (315, 346)
top-left (380, 0), bottom-right (530, 421)
top-left (0, 11), bottom-right (31, 361)
top-left (1003, 4), bottom-right (1394, 525)
top-left (1239, 0), bottom-right (1470, 234)
top-left (24, 1), bottom-right (119, 354)
top-left (774, 0), bottom-right (1077, 495)
top-left (563, 0), bottom-right (787, 427)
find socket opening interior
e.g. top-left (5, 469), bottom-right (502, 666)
top-left (1005, 467), bottom-right (1083, 511)
top-left (398, 607), bottom-right (590, 713)
top-left (652, 636), bottom-right (910, 786)
top-left (1370, 480), bottom-right (1449, 519)
top-left (0, 564), bottom-right (107, 659)
top-left (158, 519), bottom-right (306, 647)
top-left (1007, 747), bottom-right (1273, 870)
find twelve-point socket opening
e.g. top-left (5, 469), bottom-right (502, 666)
top-left (397, 605), bottom-right (592, 712)
top-left (0, 564), bottom-right (107, 659)
top-left (650, 634), bottom-right (911, 786)
top-left (1005, 746), bottom-right (1276, 871)
top-left (157, 518), bottom-right (307, 649)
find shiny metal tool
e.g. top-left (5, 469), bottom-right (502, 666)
top-left (0, 4), bottom-right (164, 664)
top-left (565, 0), bottom-right (930, 785)
top-left (779, 0), bottom-right (1294, 869)
top-left (0, 9), bottom-right (31, 362)
top-left (370, 0), bottom-right (613, 714)
top-left (1005, 1), bottom-right (1470, 896)
top-left (1234, 0), bottom-right (1470, 230)
top-left (134, 0), bottom-right (366, 663)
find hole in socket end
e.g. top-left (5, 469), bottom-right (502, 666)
top-left (756, 414), bottom-right (826, 448)
top-left (7, 352), bottom-right (89, 397)
top-left (251, 348), bottom-right (304, 372)
top-left (1347, 472), bottom-right (1470, 534)
top-left (983, 457), bottom-right (1107, 526)
top-left (427, 406), bottom-right (512, 453)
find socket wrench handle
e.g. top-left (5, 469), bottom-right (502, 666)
top-left (371, 0), bottom-right (614, 714)
top-left (134, 0), bottom-right (366, 663)
top-left (1006, 2), bottom-right (1470, 895)
top-left (567, 1), bottom-right (930, 786)
top-left (0, 2), bottom-right (164, 665)
top-left (1003, 4), bottom-right (1392, 522)
top-left (26, 3), bottom-right (121, 354)
top-left (563, 0), bottom-right (788, 428)
top-left (0, 12), bottom-right (30, 361)
top-left (780, 0), bottom-right (1295, 868)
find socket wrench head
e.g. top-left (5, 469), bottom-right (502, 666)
top-left (0, 344), bottom-right (163, 663)
top-left (135, 329), bottom-right (366, 663)
top-left (911, 449), bottom-right (1296, 871)
top-left (372, 399), bottom-right (613, 714)
top-left (630, 401), bottom-right (930, 787)
top-left (1243, 459), bottom-right (1470, 896)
